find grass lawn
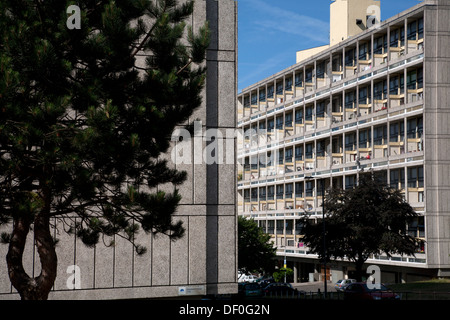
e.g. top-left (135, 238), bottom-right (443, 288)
top-left (388, 279), bottom-right (450, 300)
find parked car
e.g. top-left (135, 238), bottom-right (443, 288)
top-left (238, 274), bottom-right (258, 283)
top-left (335, 279), bottom-right (356, 292)
top-left (242, 283), bottom-right (263, 298)
top-left (257, 277), bottom-right (275, 288)
top-left (343, 282), bottom-right (400, 300)
top-left (263, 283), bottom-right (297, 296)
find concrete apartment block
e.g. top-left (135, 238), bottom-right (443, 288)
top-left (237, 0), bottom-right (449, 283)
top-left (0, 0), bottom-right (238, 299)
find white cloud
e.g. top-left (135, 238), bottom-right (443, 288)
top-left (244, 0), bottom-right (329, 44)
top-left (238, 52), bottom-right (292, 92)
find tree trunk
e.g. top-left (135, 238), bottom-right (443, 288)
top-left (6, 214), bottom-right (57, 300)
top-left (354, 258), bottom-right (365, 282)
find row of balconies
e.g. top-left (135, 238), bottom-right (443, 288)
top-left (239, 165), bottom-right (425, 214)
top-left (238, 38), bottom-right (424, 121)
top-left (239, 75), bottom-right (423, 132)
top-left (240, 114), bottom-right (424, 175)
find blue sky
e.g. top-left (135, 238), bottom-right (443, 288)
top-left (238, 0), bottom-right (423, 92)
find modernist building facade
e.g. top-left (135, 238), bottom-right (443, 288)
top-left (0, 0), bottom-right (238, 299)
top-left (237, 0), bottom-right (450, 283)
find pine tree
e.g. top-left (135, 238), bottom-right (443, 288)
top-left (0, 0), bottom-right (210, 300)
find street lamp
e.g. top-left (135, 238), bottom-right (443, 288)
top-left (305, 176), bottom-right (327, 298)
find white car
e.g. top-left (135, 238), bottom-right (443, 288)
top-left (238, 274), bottom-right (258, 283)
top-left (335, 279), bottom-right (356, 291)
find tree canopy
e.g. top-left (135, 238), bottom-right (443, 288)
top-left (0, 0), bottom-right (209, 299)
top-left (300, 173), bottom-right (419, 281)
top-left (238, 216), bottom-right (277, 275)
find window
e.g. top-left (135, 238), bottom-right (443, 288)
top-left (285, 183), bottom-right (293, 199)
top-left (316, 61), bottom-right (325, 79)
top-left (389, 121), bottom-right (404, 143)
top-left (359, 129), bottom-right (371, 148)
top-left (332, 138), bottom-right (342, 153)
top-left (259, 187), bottom-right (267, 200)
top-left (345, 48), bottom-right (356, 66)
top-left (407, 117), bottom-right (423, 139)
top-left (305, 181), bottom-right (314, 197)
top-left (305, 106), bottom-right (314, 121)
top-left (285, 220), bottom-right (293, 234)
top-left (285, 148), bottom-right (293, 162)
top-left (374, 80), bottom-right (387, 100)
top-left (251, 94), bottom-right (257, 105)
top-left (305, 68), bottom-right (313, 83)
top-left (251, 189), bottom-right (258, 202)
top-left (268, 220), bottom-right (274, 234)
top-left (345, 133), bottom-right (356, 151)
top-left (374, 125), bottom-right (387, 145)
top-left (317, 180), bottom-right (326, 196)
top-left (389, 75), bottom-right (404, 95)
top-left (268, 186), bottom-right (275, 200)
top-left (244, 96), bottom-right (250, 107)
top-left (276, 117), bottom-right (283, 130)
top-left (418, 18), bottom-right (424, 39)
top-left (408, 166), bottom-right (424, 188)
top-left (295, 73), bottom-right (303, 87)
top-left (278, 149), bottom-right (284, 165)
top-left (285, 78), bottom-right (293, 91)
top-left (417, 68), bottom-right (423, 89)
top-left (295, 109), bottom-right (303, 124)
top-left (276, 82), bottom-right (283, 95)
top-left (359, 87), bottom-right (370, 105)
top-left (244, 189), bottom-right (250, 202)
top-left (390, 169), bottom-right (405, 189)
top-left (295, 146), bottom-right (303, 161)
top-left (345, 175), bottom-right (357, 189)
top-left (259, 89), bottom-right (266, 102)
top-left (285, 113), bottom-right (293, 127)
top-left (276, 185), bottom-right (284, 199)
top-left (407, 70), bottom-right (418, 90)
top-left (267, 85), bottom-right (274, 99)
top-left (305, 143), bottom-right (314, 159)
top-left (316, 101), bottom-right (326, 118)
top-left (374, 34), bottom-right (387, 54)
top-left (359, 43), bottom-right (370, 60)
top-left (295, 220), bottom-right (304, 235)
top-left (295, 182), bottom-right (304, 198)
top-left (317, 140), bottom-right (326, 157)
top-left (345, 91), bottom-right (356, 109)
top-left (408, 216), bottom-right (425, 239)
top-left (276, 220), bottom-right (284, 234)
top-left (407, 20), bottom-right (417, 40)
top-left (267, 119), bottom-right (275, 132)
top-left (390, 29), bottom-right (400, 47)
top-left (259, 220), bottom-right (266, 232)
top-left (259, 122), bottom-right (266, 131)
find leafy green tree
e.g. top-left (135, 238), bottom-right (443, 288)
top-left (0, 0), bottom-right (209, 300)
top-left (238, 216), bottom-right (277, 275)
top-left (273, 267), bottom-right (293, 283)
top-left (300, 173), bottom-right (419, 281)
